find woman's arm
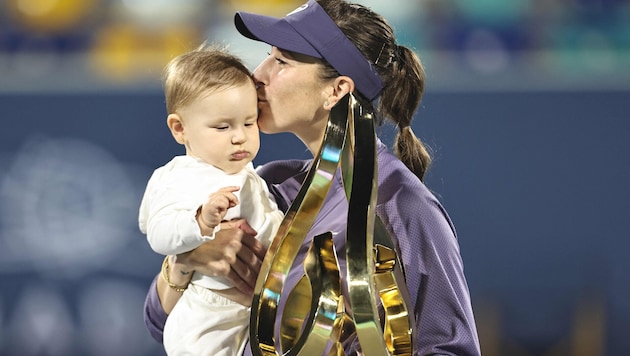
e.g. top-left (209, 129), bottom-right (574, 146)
top-left (142, 218), bottom-right (267, 343)
top-left (143, 255), bottom-right (193, 343)
top-left (383, 189), bottom-right (481, 355)
top-left (157, 255), bottom-right (193, 314)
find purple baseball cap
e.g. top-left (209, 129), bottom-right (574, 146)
top-left (234, 0), bottom-right (384, 101)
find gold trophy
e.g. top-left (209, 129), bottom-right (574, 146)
top-left (250, 93), bottom-right (414, 355)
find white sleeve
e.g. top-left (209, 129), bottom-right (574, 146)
top-left (139, 166), bottom-right (216, 255)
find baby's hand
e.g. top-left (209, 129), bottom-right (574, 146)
top-left (198, 186), bottom-right (240, 229)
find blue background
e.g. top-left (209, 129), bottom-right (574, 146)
top-left (0, 89), bottom-right (627, 355)
top-left (1, 0), bottom-right (630, 354)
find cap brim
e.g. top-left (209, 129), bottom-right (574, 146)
top-left (234, 12), bottom-right (322, 59)
top-left (234, 0), bottom-right (384, 101)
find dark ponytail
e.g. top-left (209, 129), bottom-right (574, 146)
top-left (317, 0), bottom-right (432, 180)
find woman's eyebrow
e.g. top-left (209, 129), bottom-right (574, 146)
top-left (278, 48), bottom-right (295, 59)
top-left (279, 48), bottom-right (320, 64)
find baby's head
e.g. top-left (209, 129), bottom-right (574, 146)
top-left (163, 45), bottom-right (259, 174)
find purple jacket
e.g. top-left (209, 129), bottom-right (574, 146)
top-left (143, 140), bottom-right (481, 355)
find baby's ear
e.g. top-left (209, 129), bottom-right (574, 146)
top-left (167, 114), bottom-right (186, 145)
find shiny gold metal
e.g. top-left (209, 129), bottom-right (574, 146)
top-left (250, 93), bottom-right (414, 355)
top-left (341, 94), bottom-right (389, 355)
top-left (249, 94), bottom-right (349, 356)
top-left (374, 244), bottom-right (413, 354)
top-left (278, 232), bottom-right (343, 355)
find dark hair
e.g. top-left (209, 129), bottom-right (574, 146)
top-left (317, 0), bottom-right (431, 180)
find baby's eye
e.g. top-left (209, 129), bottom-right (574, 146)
top-left (214, 126), bottom-right (229, 131)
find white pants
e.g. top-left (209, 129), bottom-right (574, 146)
top-left (163, 283), bottom-right (250, 356)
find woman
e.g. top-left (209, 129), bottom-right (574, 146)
top-left (144, 0), bottom-right (481, 354)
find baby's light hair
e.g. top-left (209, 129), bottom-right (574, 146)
top-left (163, 43), bottom-right (253, 115)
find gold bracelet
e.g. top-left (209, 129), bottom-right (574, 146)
top-left (161, 256), bottom-right (189, 293)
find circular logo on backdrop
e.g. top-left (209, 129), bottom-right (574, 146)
top-left (0, 135), bottom-right (138, 276)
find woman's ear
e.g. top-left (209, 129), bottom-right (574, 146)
top-left (325, 75), bottom-right (355, 109)
top-left (167, 114), bottom-right (186, 145)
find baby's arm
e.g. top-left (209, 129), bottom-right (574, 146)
top-left (197, 186), bottom-right (240, 231)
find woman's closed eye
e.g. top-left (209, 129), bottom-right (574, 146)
top-left (267, 52), bottom-right (287, 65)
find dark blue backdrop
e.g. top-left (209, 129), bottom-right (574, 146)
top-left (0, 90), bottom-right (627, 355)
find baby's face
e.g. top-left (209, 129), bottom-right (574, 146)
top-left (179, 82), bottom-right (260, 174)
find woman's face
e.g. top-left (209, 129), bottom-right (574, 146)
top-left (253, 47), bottom-right (333, 150)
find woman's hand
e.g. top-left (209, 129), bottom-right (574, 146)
top-left (155, 218), bottom-right (266, 313)
top-left (177, 218), bottom-right (267, 296)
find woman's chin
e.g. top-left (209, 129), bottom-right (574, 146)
top-left (257, 117), bottom-right (279, 134)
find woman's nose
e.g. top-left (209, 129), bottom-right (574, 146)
top-left (252, 57), bottom-right (271, 86)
